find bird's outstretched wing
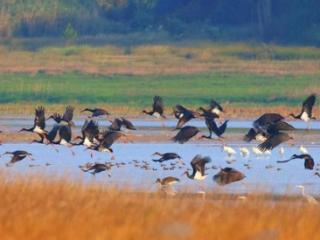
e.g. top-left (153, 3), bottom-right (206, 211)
top-left (153, 96), bottom-right (164, 115)
top-left (34, 106), bottom-right (46, 129)
top-left (62, 105), bottom-right (74, 122)
top-left (258, 133), bottom-right (291, 151)
top-left (302, 94), bottom-right (316, 116)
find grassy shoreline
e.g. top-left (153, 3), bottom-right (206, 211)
top-left (0, 174), bottom-right (318, 240)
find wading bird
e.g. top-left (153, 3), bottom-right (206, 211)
top-left (296, 185), bottom-right (318, 205)
top-left (213, 167), bottom-right (245, 185)
top-left (277, 154), bottom-right (314, 170)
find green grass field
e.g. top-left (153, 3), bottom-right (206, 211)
top-left (0, 72), bottom-right (318, 108)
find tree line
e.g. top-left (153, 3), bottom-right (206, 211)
top-left (0, 0), bottom-right (320, 45)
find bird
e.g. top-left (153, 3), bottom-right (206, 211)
top-left (89, 130), bottom-right (127, 154)
top-left (257, 121), bottom-right (295, 152)
top-left (252, 147), bottom-right (271, 156)
top-left (155, 177), bottom-right (180, 186)
top-left (213, 167), bottom-right (245, 185)
top-left (199, 109), bottom-right (228, 138)
top-left (74, 119), bottom-right (100, 147)
top-left (172, 126), bottom-right (201, 144)
top-left (79, 162), bottom-right (112, 175)
top-left (182, 155), bottom-right (211, 180)
top-left (2, 150), bottom-right (33, 166)
top-left (173, 105), bottom-right (197, 129)
top-left (278, 147), bottom-right (285, 157)
top-left (299, 145), bottom-right (308, 154)
top-left (142, 96), bottom-right (165, 119)
top-left (239, 147), bottom-right (250, 158)
top-left (209, 99), bottom-right (224, 116)
top-left (152, 152), bottom-right (182, 162)
top-left (81, 108), bottom-right (109, 118)
top-left (109, 117), bottom-right (136, 131)
top-left (47, 105), bottom-right (75, 126)
top-left (277, 154), bottom-right (314, 170)
top-left (296, 185), bottom-right (318, 205)
top-left (19, 106), bottom-right (47, 143)
top-left (290, 94), bottom-right (316, 126)
top-left (244, 113), bottom-right (285, 142)
top-left (222, 145), bottom-right (236, 157)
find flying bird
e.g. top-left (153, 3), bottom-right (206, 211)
top-left (143, 96), bottom-right (165, 119)
top-left (183, 155), bottom-right (211, 180)
top-left (290, 94), bottom-right (316, 125)
top-left (277, 154), bottom-right (314, 170)
top-left (213, 167), bottom-right (245, 185)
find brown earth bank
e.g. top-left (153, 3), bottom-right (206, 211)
top-left (0, 174), bottom-right (319, 240)
top-left (0, 103), bottom-right (318, 119)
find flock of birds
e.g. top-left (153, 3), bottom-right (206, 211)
top-left (0, 94), bottom-right (319, 200)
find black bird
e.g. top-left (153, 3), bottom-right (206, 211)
top-left (183, 155), bottom-right (211, 180)
top-left (172, 126), bottom-right (201, 144)
top-left (79, 162), bottom-right (112, 175)
top-left (81, 108), bottom-right (110, 118)
top-left (213, 167), bottom-right (245, 185)
top-left (173, 105), bottom-right (197, 129)
top-left (277, 154), bottom-right (314, 170)
top-left (109, 117), bottom-right (136, 131)
top-left (209, 99), bottom-right (224, 116)
top-left (200, 110), bottom-right (228, 138)
top-left (258, 121), bottom-right (295, 151)
top-left (152, 152), bottom-right (182, 162)
top-left (2, 150), bottom-right (33, 165)
top-left (20, 106), bottom-right (47, 143)
top-left (290, 94), bottom-right (316, 125)
top-left (74, 119), bottom-right (100, 147)
top-left (90, 130), bottom-right (127, 154)
top-left (244, 113), bottom-right (285, 142)
top-left (48, 105), bottom-right (75, 125)
top-left (143, 96), bottom-right (165, 119)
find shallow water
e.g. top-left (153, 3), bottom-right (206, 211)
top-left (1, 141), bottom-right (320, 196)
top-left (0, 117), bottom-right (320, 196)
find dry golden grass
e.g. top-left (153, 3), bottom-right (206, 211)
top-left (1, 43), bottom-right (320, 76)
top-left (0, 174), bottom-right (319, 240)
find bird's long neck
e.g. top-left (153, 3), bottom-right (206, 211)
top-left (289, 113), bottom-right (300, 119)
top-left (20, 127), bottom-right (33, 132)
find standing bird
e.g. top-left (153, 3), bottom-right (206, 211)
top-left (277, 154), bottom-right (314, 170)
top-left (239, 147), bottom-right (250, 158)
top-left (172, 126), bottom-right (201, 144)
top-left (183, 155), bottom-right (211, 180)
top-left (213, 167), bottom-right (245, 185)
top-left (299, 145), bottom-right (308, 154)
top-left (290, 94), bottom-right (316, 127)
top-left (2, 150), bottom-right (33, 166)
top-left (81, 108), bottom-right (110, 118)
top-left (296, 185), bottom-right (318, 205)
top-left (19, 106), bottom-right (47, 143)
top-left (173, 105), bottom-right (197, 129)
top-left (222, 145), bottom-right (237, 157)
top-left (152, 152), bottom-right (182, 162)
top-left (143, 96), bottom-right (165, 119)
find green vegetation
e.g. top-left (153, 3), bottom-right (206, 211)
top-left (0, 72), bottom-right (317, 108)
top-left (1, 1), bottom-right (320, 45)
